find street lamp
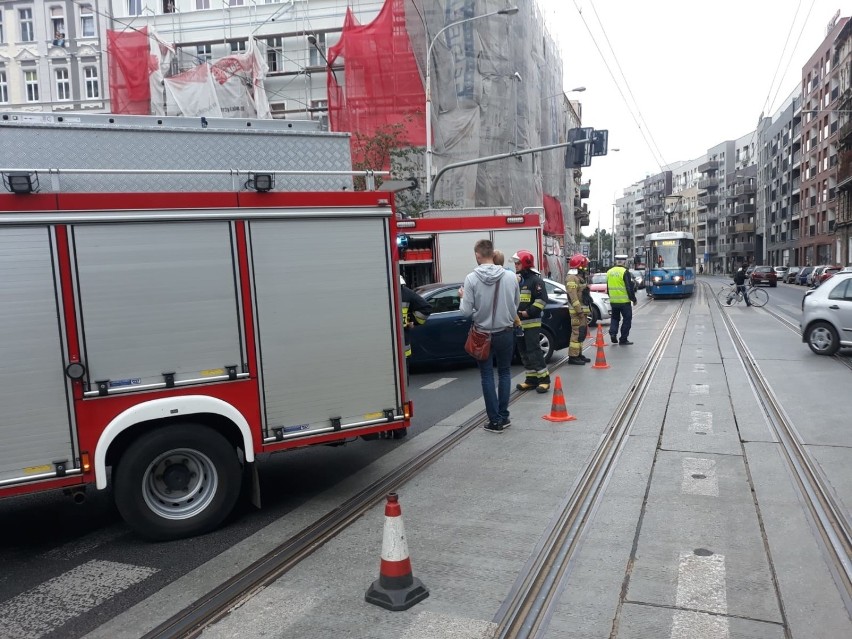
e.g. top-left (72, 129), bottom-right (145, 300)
top-left (425, 6), bottom-right (519, 207)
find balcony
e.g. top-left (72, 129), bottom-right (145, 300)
top-left (734, 223), bottom-right (755, 233)
top-left (735, 203), bottom-right (755, 216)
top-left (735, 183), bottom-right (756, 196)
top-left (696, 229), bottom-right (706, 239)
top-left (698, 194), bottom-right (719, 207)
top-left (579, 215), bottom-right (590, 227)
top-left (698, 159), bottom-right (718, 173)
top-left (697, 212), bottom-right (718, 224)
top-left (580, 182), bottom-right (591, 199)
top-left (698, 177), bottom-right (719, 190)
top-left (706, 226), bottom-right (719, 238)
top-left (733, 242), bottom-right (755, 252)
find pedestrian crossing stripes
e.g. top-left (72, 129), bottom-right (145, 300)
top-left (420, 378), bottom-right (456, 390)
top-left (0, 560), bottom-right (158, 639)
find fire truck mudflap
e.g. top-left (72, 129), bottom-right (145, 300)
top-left (0, 190), bottom-right (409, 540)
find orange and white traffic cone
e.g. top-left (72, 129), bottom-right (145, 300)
top-left (365, 493), bottom-right (429, 611)
top-left (591, 336), bottom-right (610, 369)
top-left (542, 376), bottom-right (577, 422)
top-left (594, 324), bottom-right (608, 348)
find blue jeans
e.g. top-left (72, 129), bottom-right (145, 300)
top-left (477, 328), bottom-right (514, 424)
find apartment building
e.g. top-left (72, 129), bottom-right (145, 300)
top-left (760, 91), bottom-right (802, 268)
top-left (0, 1), bottom-right (110, 111)
top-left (799, 15), bottom-right (849, 266)
top-left (833, 17), bottom-right (852, 265)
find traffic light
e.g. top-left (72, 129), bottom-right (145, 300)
top-left (591, 129), bottom-right (609, 156)
top-left (565, 127), bottom-right (593, 168)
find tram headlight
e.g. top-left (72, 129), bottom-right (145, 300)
top-left (652, 276), bottom-right (662, 283)
top-left (673, 275), bottom-right (683, 283)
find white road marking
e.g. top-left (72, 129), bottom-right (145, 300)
top-left (41, 528), bottom-right (126, 560)
top-left (671, 550), bottom-right (729, 638)
top-left (676, 551), bottom-right (728, 613)
top-left (420, 377), bottom-right (456, 390)
top-left (681, 458), bottom-right (719, 497)
top-left (0, 560), bottom-right (158, 639)
top-left (689, 384), bottom-right (709, 395)
top-left (400, 611), bottom-right (496, 639)
top-left (671, 610), bottom-right (729, 639)
top-left (693, 363), bottom-right (706, 373)
top-left (695, 348), bottom-right (704, 358)
top-left (690, 411), bottom-right (714, 435)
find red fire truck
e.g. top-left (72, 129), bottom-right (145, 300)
top-left (397, 208), bottom-right (546, 288)
top-left (0, 178), bottom-right (410, 541)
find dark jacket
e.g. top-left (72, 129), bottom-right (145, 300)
top-left (401, 286), bottom-right (432, 356)
top-left (733, 268), bottom-right (747, 286)
top-left (517, 269), bottom-right (548, 329)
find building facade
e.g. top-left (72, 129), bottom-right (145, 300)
top-left (833, 17), bottom-right (852, 265)
top-left (0, 0), bottom-right (109, 111)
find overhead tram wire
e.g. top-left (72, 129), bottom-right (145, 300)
top-left (766, 0), bottom-right (818, 115)
top-left (586, 0), bottom-right (668, 170)
top-left (569, 0), bottom-right (666, 174)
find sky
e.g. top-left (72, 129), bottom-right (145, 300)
top-left (537, 0), bottom-right (846, 234)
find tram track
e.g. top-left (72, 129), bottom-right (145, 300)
top-left (493, 301), bottom-right (685, 638)
top-left (707, 280), bottom-right (852, 612)
top-left (138, 299), bottom-right (664, 638)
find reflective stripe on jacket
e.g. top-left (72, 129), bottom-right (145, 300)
top-left (607, 266), bottom-right (630, 304)
top-left (518, 270), bottom-right (547, 329)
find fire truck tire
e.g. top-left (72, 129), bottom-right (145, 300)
top-left (113, 424), bottom-right (242, 541)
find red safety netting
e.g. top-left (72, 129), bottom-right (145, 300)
top-left (107, 27), bottom-right (153, 114)
top-left (327, 0), bottom-right (426, 169)
top-left (543, 194), bottom-right (565, 236)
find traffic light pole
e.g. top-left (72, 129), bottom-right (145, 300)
top-left (428, 139), bottom-right (589, 205)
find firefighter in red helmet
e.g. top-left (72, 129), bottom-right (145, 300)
top-left (512, 250), bottom-right (551, 393)
top-left (565, 253), bottom-right (592, 365)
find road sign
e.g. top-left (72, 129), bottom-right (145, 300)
top-left (580, 242), bottom-right (590, 257)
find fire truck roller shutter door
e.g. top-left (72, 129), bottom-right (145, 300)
top-left (0, 227), bottom-right (76, 484)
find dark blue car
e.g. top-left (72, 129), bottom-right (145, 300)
top-left (408, 282), bottom-right (570, 367)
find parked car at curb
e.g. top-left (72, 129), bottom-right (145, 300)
top-left (750, 266), bottom-right (777, 287)
top-left (800, 272), bottom-right (852, 355)
top-left (785, 266), bottom-right (800, 283)
top-left (588, 272), bottom-right (608, 293)
top-left (796, 266), bottom-right (815, 285)
top-left (817, 266), bottom-right (842, 285)
top-left (773, 266), bottom-right (789, 282)
top-left (543, 278), bottom-right (611, 325)
top-left (409, 282), bottom-right (570, 367)
top-left (808, 265), bottom-right (829, 286)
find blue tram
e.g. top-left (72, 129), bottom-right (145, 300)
top-left (643, 231), bottom-right (696, 298)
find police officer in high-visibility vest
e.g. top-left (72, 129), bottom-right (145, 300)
top-left (512, 250), bottom-right (551, 393)
top-left (565, 253), bottom-right (592, 365)
top-left (400, 276), bottom-right (432, 359)
top-left (606, 255), bottom-right (637, 345)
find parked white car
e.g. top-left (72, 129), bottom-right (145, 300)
top-left (543, 278), bottom-right (611, 325)
top-left (800, 272), bottom-right (852, 355)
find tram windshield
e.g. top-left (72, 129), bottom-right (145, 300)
top-left (651, 239), bottom-right (694, 268)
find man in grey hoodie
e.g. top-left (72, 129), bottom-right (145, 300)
top-left (459, 239), bottom-right (521, 434)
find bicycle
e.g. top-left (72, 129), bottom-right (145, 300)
top-left (718, 283), bottom-right (768, 308)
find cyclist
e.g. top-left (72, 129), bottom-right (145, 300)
top-left (728, 262), bottom-right (752, 307)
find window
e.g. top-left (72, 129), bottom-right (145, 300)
top-left (80, 4), bottom-right (95, 37)
top-left (84, 66), bottom-right (99, 98)
top-left (228, 0), bottom-right (245, 5)
top-left (229, 39), bottom-right (247, 53)
top-left (827, 278), bottom-right (851, 301)
top-left (128, 0), bottom-right (143, 15)
top-left (0, 10), bottom-right (4, 43)
top-left (19, 8), bottom-right (35, 42)
top-left (55, 68), bottom-right (71, 101)
top-left (196, 44), bottom-right (212, 63)
top-left (266, 37), bottom-right (282, 72)
top-left (24, 70), bottom-right (39, 102)
top-left (195, 0), bottom-right (210, 8)
top-left (309, 32), bottom-right (326, 67)
top-left (0, 72), bottom-right (8, 104)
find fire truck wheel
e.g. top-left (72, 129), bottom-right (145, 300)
top-left (113, 424), bottom-right (242, 541)
top-left (391, 427), bottom-right (408, 439)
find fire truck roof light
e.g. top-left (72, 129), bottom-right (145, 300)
top-left (397, 221), bottom-right (416, 228)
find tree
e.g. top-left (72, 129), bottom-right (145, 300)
top-left (582, 228), bottom-right (613, 271)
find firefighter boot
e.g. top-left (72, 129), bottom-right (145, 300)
top-left (516, 377), bottom-right (537, 392)
top-left (568, 356), bottom-right (587, 365)
top-left (536, 375), bottom-right (551, 394)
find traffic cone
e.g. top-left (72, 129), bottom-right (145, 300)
top-left (591, 336), bottom-right (611, 369)
top-left (594, 324), bottom-right (608, 348)
top-left (542, 376), bottom-right (576, 422)
top-left (365, 493), bottom-right (429, 611)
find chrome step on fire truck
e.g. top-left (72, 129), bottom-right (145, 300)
top-left (0, 115), bottom-right (410, 541)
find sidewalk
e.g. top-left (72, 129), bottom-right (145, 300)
top-left (85, 292), bottom-right (852, 639)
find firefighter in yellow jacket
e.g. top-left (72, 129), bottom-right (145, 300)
top-left (565, 253), bottom-right (592, 365)
top-left (512, 250), bottom-right (551, 393)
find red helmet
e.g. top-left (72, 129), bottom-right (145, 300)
top-left (569, 253), bottom-right (589, 269)
top-left (512, 250), bottom-right (535, 271)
